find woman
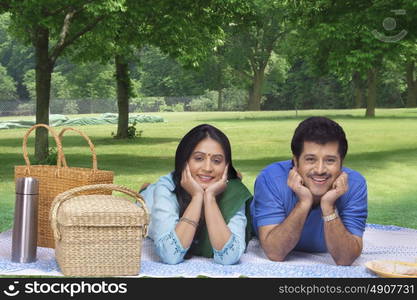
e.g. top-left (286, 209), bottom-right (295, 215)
top-left (140, 124), bottom-right (252, 265)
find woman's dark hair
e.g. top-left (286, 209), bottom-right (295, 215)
top-left (172, 124), bottom-right (238, 257)
top-left (291, 116), bottom-right (348, 161)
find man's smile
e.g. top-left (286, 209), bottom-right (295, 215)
top-left (309, 175), bottom-right (331, 185)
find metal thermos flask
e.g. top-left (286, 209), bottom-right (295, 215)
top-left (11, 177), bottom-right (38, 263)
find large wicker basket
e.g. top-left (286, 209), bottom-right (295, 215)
top-left (50, 184), bottom-right (149, 276)
top-left (15, 124), bottom-right (114, 248)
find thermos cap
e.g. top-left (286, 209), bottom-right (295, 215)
top-left (16, 177), bottom-right (39, 195)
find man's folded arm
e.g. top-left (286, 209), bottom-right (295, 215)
top-left (323, 218), bottom-right (363, 265)
top-left (258, 201), bottom-right (311, 261)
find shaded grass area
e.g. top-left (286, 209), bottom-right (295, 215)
top-left (0, 193), bottom-right (14, 232)
top-left (368, 193), bottom-right (417, 228)
top-left (1, 108), bottom-right (417, 231)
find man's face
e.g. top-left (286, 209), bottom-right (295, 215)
top-left (294, 141), bottom-right (342, 201)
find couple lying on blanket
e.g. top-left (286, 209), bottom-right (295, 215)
top-left (140, 117), bottom-right (367, 266)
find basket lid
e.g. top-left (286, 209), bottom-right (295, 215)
top-left (57, 194), bottom-right (148, 227)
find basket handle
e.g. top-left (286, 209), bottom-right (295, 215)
top-left (22, 123), bottom-right (65, 171)
top-left (58, 127), bottom-right (98, 170)
top-left (50, 184), bottom-right (149, 241)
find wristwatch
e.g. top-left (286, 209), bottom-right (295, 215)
top-left (322, 209), bottom-right (338, 222)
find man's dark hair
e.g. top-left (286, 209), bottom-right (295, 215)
top-left (291, 116), bottom-right (348, 160)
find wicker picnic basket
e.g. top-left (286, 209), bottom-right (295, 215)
top-left (50, 184), bottom-right (149, 276)
top-left (14, 124), bottom-right (114, 248)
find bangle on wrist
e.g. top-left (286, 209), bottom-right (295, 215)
top-left (179, 217), bottom-right (198, 228)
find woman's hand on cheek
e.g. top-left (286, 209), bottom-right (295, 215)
top-left (204, 164), bottom-right (228, 199)
top-left (181, 164), bottom-right (204, 198)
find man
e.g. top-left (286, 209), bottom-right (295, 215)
top-left (250, 116), bottom-right (367, 265)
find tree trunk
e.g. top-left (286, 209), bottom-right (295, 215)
top-left (365, 68), bottom-right (377, 117)
top-left (34, 27), bottom-right (53, 161)
top-left (406, 59), bottom-right (416, 108)
top-left (352, 71), bottom-right (364, 108)
top-left (248, 70), bottom-right (264, 111)
top-left (114, 55), bottom-right (130, 139)
top-left (217, 89), bottom-right (223, 111)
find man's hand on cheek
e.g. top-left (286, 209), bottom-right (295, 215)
top-left (287, 168), bottom-right (313, 206)
top-left (321, 172), bottom-right (348, 209)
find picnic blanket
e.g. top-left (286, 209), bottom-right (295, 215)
top-left (0, 224), bottom-right (416, 277)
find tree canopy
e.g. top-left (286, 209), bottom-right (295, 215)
top-left (0, 0), bottom-right (415, 126)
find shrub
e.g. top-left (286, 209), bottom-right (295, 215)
top-left (16, 101), bottom-right (35, 115)
top-left (111, 121), bottom-right (143, 139)
top-left (172, 103), bottom-right (184, 112)
top-left (159, 104), bottom-right (173, 112)
top-left (63, 100), bottom-right (79, 114)
top-left (127, 121), bottom-right (143, 139)
top-left (33, 147), bottom-right (58, 165)
top-left (189, 96), bottom-right (216, 111)
top-left (133, 97), bottom-right (166, 112)
top-left (222, 87), bottom-right (248, 111)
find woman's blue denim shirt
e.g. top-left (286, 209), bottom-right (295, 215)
top-left (140, 173), bottom-right (247, 265)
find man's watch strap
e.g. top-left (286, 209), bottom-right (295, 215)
top-left (322, 209), bottom-right (338, 222)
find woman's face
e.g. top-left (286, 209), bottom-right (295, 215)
top-left (187, 137), bottom-right (227, 189)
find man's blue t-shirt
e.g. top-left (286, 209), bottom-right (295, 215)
top-left (250, 160), bottom-right (368, 253)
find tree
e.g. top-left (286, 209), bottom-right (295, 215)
top-left (220, 0), bottom-right (297, 110)
top-left (60, 62), bottom-right (116, 100)
top-left (195, 47), bottom-right (235, 111)
top-left (23, 69), bottom-right (75, 102)
top-left (0, 13), bottom-right (34, 100)
top-left (298, 0), bottom-right (416, 117)
top-left (399, 40), bottom-right (417, 108)
top-left (138, 46), bottom-right (204, 97)
top-left (22, 69), bottom-right (36, 101)
top-left (2, 1), bottom-right (126, 160)
top-left (405, 57), bottom-right (417, 107)
top-left (69, 0), bottom-right (142, 138)
top-left (70, 0), bottom-right (246, 138)
top-left (402, 2), bottom-right (417, 108)
top-left (352, 71), bottom-right (366, 108)
top-left (0, 63), bottom-right (17, 100)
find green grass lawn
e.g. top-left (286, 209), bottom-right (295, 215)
top-left (1, 108), bottom-right (417, 231)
